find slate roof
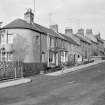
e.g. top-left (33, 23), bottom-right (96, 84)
top-left (3, 18), bottom-right (63, 39)
top-left (3, 18), bottom-right (81, 45)
top-left (60, 33), bottom-right (80, 46)
top-left (33, 23), bottom-right (64, 39)
top-left (85, 36), bottom-right (92, 44)
top-left (85, 33), bottom-right (97, 44)
top-left (95, 35), bottom-right (104, 44)
top-left (3, 18), bottom-right (42, 33)
top-left (75, 34), bottom-right (91, 44)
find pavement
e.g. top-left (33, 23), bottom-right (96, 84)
top-left (46, 60), bottom-right (105, 76)
top-left (0, 78), bottom-right (31, 89)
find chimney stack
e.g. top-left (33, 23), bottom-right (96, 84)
top-left (24, 8), bottom-right (34, 24)
top-left (86, 29), bottom-right (93, 35)
top-left (65, 28), bottom-right (73, 36)
top-left (50, 24), bottom-right (58, 32)
top-left (77, 28), bottom-right (84, 36)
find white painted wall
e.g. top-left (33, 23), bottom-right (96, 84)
top-left (4, 29), bottom-right (41, 63)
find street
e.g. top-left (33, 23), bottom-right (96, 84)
top-left (0, 62), bottom-right (105, 105)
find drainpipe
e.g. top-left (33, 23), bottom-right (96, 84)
top-left (0, 23), bottom-right (3, 61)
top-left (6, 30), bottom-right (8, 62)
top-left (39, 33), bottom-right (44, 74)
top-left (47, 34), bottom-right (50, 67)
top-left (40, 33), bottom-right (42, 63)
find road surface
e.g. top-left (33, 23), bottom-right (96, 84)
top-left (0, 62), bottom-right (105, 105)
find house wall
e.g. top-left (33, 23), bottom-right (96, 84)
top-left (86, 33), bottom-right (98, 57)
top-left (90, 42), bottom-right (98, 56)
top-left (40, 33), bottom-right (47, 63)
top-left (84, 42), bottom-right (90, 59)
top-left (87, 44), bottom-right (91, 58)
top-left (97, 41), bottom-right (104, 55)
top-left (55, 38), bottom-right (62, 65)
top-left (4, 29), bottom-right (41, 63)
top-left (62, 40), bottom-right (69, 62)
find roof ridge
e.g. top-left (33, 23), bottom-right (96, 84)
top-left (60, 33), bottom-right (80, 46)
top-left (3, 18), bottom-right (41, 33)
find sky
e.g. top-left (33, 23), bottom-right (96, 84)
top-left (0, 0), bottom-right (105, 39)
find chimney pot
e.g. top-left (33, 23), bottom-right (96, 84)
top-left (24, 8), bottom-right (34, 24)
top-left (77, 28), bottom-right (84, 36)
top-left (50, 24), bottom-right (58, 32)
top-left (65, 28), bottom-right (73, 35)
top-left (86, 29), bottom-right (93, 35)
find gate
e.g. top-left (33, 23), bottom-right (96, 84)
top-left (0, 61), bottom-right (23, 81)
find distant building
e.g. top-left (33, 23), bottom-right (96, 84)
top-left (64, 28), bottom-right (81, 62)
top-left (77, 28), bottom-right (84, 36)
top-left (95, 33), bottom-right (104, 56)
top-left (76, 28), bottom-right (92, 59)
top-left (85, 29), bottom-right (98, 56)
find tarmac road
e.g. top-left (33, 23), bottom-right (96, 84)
top-left (0, 62), bottom-right (105, 105)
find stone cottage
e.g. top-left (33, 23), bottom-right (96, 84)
top-left (0, 9), bottom-right (79, 76)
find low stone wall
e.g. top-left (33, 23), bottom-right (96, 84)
top-left (91, 56), bottom-right (103, 61)
top-left (23, 63), bottom-right (47, 77)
